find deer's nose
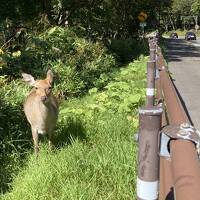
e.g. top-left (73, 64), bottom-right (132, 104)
top-left (41, 96), bottom-right (47, 102)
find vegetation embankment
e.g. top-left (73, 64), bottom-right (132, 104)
top-left (0, 25), bottom-right (148, 200)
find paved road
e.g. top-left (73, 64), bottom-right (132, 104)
top-left (166, 38), bottom-right (200, 130)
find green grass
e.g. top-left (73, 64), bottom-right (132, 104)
top-left (2, 114), bottom-right (137, 200)
top-left (0, 56), bottom-right (147, 200)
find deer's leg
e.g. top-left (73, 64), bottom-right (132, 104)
top-left (32, 128), bottom-right (39, 158)
top-left (48, 131), bottom-right (54, 151)
top-left (48, 136), bottom-right (53, 151)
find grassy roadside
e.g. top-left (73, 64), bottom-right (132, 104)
top-left (0, 56), bottom-right (147, 200)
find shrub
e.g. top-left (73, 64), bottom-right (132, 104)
top-left (109, 38), bottom-right (148, 63)
top-left (0, 26), bottom-right (117, 97)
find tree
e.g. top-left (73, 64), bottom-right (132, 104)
top-left (172, 0), bottom-right (195, 15)
top-left (191, 0), bottom-right (200, 15)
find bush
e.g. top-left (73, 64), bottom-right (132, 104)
top-left (44, 27), bottom-right (117, 96)
top-left (0, 26), bottom-right (117, 97)
top-left (109, 38), bottom-right (148, 63)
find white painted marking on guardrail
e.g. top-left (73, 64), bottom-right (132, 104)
top-left (146, 88), bottom-right (154, 96)
top-left (137, 177), bottom-right (158, 200)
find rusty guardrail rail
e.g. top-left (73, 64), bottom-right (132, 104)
top-left (137, 37), bottom-right (200, 200)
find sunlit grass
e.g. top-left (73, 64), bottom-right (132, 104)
top-left (2, 113), bottom-right (138, 200)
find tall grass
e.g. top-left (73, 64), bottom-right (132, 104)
top-left (2, 113), bottom-right (137, 200)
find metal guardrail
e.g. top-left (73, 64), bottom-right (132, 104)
top-left (136, 37), bottom-right (200, 200)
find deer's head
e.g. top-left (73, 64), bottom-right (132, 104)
top-left (22, 70), bottom-right (54, 103)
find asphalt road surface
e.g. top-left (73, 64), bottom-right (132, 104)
top-left (166, 37), bottom-right (200, 130)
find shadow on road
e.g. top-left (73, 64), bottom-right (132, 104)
top-left (171, 76), bottom-right (194, 125)
top-left (165, 38), bottom-right (200, 62)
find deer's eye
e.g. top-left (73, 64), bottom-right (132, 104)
top-left (35, 87), bottom-right (38, 90)
top-left (48, 87), bottom-right (52, 90)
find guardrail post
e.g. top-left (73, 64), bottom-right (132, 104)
top-left (146, 61), bottom-right (156, 106)
top-left (137, 106), bottom-right (162, 200)
top-left (149, 38), bottom-right (156, 61)
top-left (155, 47), bottom-right (162, 103)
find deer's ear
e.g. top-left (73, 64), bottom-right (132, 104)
top-left (22, 73), bottom-right (35, 86)
top-left (46, 69), bottom-right (53, 84)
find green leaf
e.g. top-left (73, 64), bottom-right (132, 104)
top-left (124, 94), bottom-right (141, 104)
top-left (89, 87), bottom-right (98, 95)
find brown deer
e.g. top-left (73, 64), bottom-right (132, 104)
top-left (22, 70), bottom-right (59, 157)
